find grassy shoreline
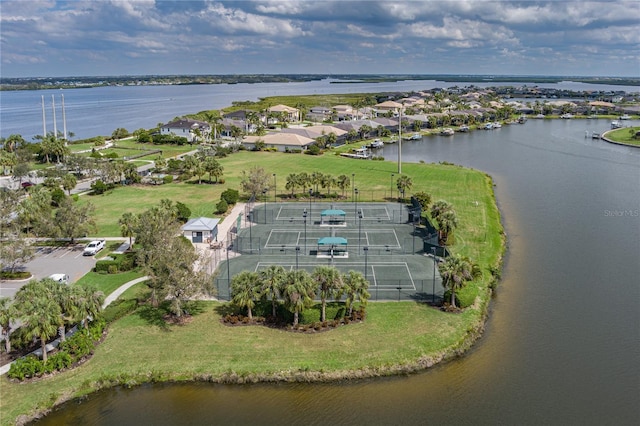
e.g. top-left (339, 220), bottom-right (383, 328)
top-left (0, 156), bottom-right (505, 425)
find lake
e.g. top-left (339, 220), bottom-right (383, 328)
top-left (2, 78), bottom-right (638, 141)
top-left (35, 118), bottom-right (640, 425)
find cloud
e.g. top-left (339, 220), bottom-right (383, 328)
top-left (0, 1), bottom-right (637, 77)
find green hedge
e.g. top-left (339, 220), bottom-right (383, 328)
top-left (94, 252), bottom-right (136, 274)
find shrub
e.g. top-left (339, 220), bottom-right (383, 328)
top-left (59, 329), bottom-right (93, 361)
top-left (94, 253), bottom-right (136, 273)
top-left (91, 180), bottom-right (108, 195)
top-left (106, 152), bottom-right (119, 159)
top-left (8, 356), bottom-right (45, 380)
top-left (45, 351), bottom-right (72, 373)
top-left (216, 198), bottom-right (228, 214)
top-left (221, 188), bottom-right (240, 205)
top-left (305, 145), bottom-right (321, 155)
top-left (175, 201), bottom-right (191, 223)
top-left (163, 175), bottom-right (173, 184)
top-left (50, 188), bottom-right (66, 206)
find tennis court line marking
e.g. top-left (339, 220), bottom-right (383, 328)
top-left (265, 229), bottom-right (402, 249)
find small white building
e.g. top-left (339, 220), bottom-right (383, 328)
top-left (182, 217), bottom-right (220, 244)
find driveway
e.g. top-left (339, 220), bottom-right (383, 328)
top-left (0, 244), bottom-right (98, 299)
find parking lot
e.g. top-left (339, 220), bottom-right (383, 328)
top-left (0, 244), bottom-right (98, 299)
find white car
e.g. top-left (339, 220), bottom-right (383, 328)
top-left (83, 240), bottom-right (105, 256)
top-left (48, 274), bottom-right (69, 284)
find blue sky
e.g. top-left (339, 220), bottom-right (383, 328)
top-left (1, 0), bottom-right (638, 78)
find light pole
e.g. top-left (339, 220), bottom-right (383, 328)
top-left (308, 188), bottom-right (313, 222)
top-left (273, 173), bottom-right (277, 203)
top-left (303, 209), bottom-right (307, 255)
top-left (390, 173), bottom-right (395, 200)
top-left (363, 246), bottom-right (369, 280)
top-left (351, 173), bottom-right (355, 201)
top-left (262, 188), bottom-right (267, 224)
top-left (295, 246), bottom-right (300, 270)
top-left (432, 246), bottom-right (436, 304)
top-left (412, 215), bottom-right (416, 255)
top-left (358, 210), bottom-right (363, 253)
top-left (248, 212), bottom-right (253, 252)
top-left (398, 103), bottom-right (403, 174)
top-left (354, 188), bottom-right (359, 218)
top-left (226, 242), bottom-right (230, 295)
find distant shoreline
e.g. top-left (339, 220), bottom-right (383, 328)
top-left (2, 74), bottom-right (639, 92)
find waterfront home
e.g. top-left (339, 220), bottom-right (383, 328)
top-left (267, 104), bottom-right (300, 122)
top-left (375, 100), bottom-right (404, 115)
top-left (242, 133), bottom-right (315, 152)
top-left (307, 106), bottom-right (333, 122)
top-left (281, 125), bottom-right (347, 145)
top-left (160, 118), bottom-right (210, 142)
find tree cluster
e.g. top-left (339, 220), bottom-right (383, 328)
top-left (230, 265), bottom-right (370, 327)
top-left (430, 200), bottom-right (458, 245)
top-left (284, 171), bottom-right (351, 199)
top-left (0, 279), bottom-right (103, 362)
top-left (120, 200), bottom-right (213, 317)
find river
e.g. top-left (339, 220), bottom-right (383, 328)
top-left (35, 118), bottom-right (640, 425)
top-left (2, 79), bottom-right (638, 141)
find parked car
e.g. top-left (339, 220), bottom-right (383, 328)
top-left (83, 240), bottom-right (105, 256)
top-left (48, 274), bottom-right (69, 284)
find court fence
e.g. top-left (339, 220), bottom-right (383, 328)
top-left (213, 278), bottom-right (444, 303)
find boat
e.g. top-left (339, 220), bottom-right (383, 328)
top-left (591, 132), bottom-right (601, 139)
top-left (457, 125), bottom-right (470, 132)
top-left (483, 123), bottom-right (494, 130)
top-left (560, 113), bottom-right (574, 119)
top-left (403, 133), bottom-right (422, 141)
top-left (440, 128), bottom-right (455, 136)
top-left (620, 114), bottom-right (631, 120)
top-left (535, 114), bottom-right (545, 119)
top-left (611, 120), bottom-right (622, 129)
top-left (493, 122), bottom-right (502, 129)
top-left (518, 115), bottom-right (528, 124)
top-left (368, 139), bottom-right (384, 148)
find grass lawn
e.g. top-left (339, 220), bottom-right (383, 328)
top-left (75, 270), bottom-right (145, 296)
top-left (605, 126), bottom-right (640, 146)
top-left (112, 138), bottom-right (197, 158)
top-left (0, 301), bottom-right (482, 424)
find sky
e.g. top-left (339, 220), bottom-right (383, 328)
top-left (0, 0), bottom-right (638, 78)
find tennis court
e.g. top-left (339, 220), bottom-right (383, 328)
top-left (214, 202), bottom-right (444, 302)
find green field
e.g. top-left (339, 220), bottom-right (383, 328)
top-left (605, 126), bottom-right (640, 146)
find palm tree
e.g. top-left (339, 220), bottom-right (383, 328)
top-left (61, 173), bottom-right (77, 195)
top-left (430, 200), bottom-right (456, 244)
top-left (231, 271), bottom-right (262, 319)
top-left (336, 174), bottom-right (350, 198)
top-left (203, 157), bottom-right (223, 183)
top-left (282, 270), bottom-right (315, 326)
top-left (285, 173), bottom-right (298, 198)
top-left (259, 265), bottom-right (286, 317)
top-left (119, 212), bottom-right (138, 248)
top-left (438, 209), bottom-right (458, 245)
top-left (312, 266), bottom-right (343, 322)
top-left (439, 255), bottom-right (481, 309)
top-left (0, 297), bottom-right (16, 354)
top-left (396, 175), bottom-right (413, 201)
top-left (51, 281), bottom-right (74, 342)
top-left (341, 271), bottom-right (370, 316)
top-left (72, 285), bottom-right (104, 328)
top-left (14, 280), bottom-right (62, 362)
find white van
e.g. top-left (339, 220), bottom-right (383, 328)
top-left (48, 274), bottom-right (70, 285)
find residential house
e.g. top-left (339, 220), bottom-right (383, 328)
top-left (161, 118), bottom-right (210, 143)
top-left (242, 133), bottom-right (315, 152)
top-left (267, 104), bottom-right (300, 122)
